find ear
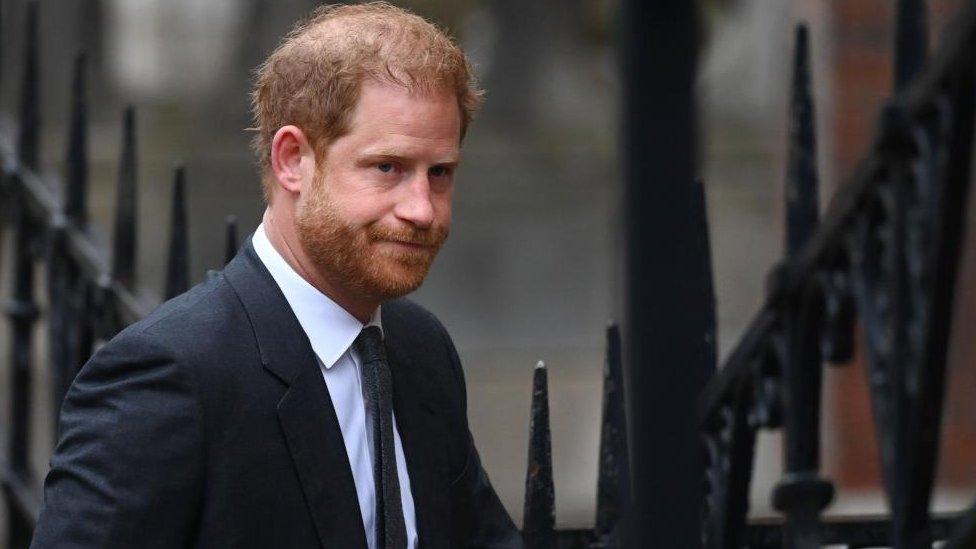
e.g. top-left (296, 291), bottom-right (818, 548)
top-left (270, 125), bottom-right (316, 195)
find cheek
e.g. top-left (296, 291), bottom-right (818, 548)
top-left (344, 195), bottom-right (398, 226)
top-left (321, 183), bottom-right (387, 224)
top-left (433, 192), bottom-right (453, 226)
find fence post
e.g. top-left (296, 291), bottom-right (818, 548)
top-left (17, 0), bottom-right (39, 171)
top-left (6, 2), bottom-right (41, 546)
top-left (0, 0), bottom-right (4, 113)
top-left (620, 0), bottom-right (702, 545)
top-left (65, 50), bottom-right (94, 382)
top-left (112, 106), bottom-right (138, 291)
top-left (225, 215), bottom-right (238, 265)
top-left (164, 166), bottom-right (189, 300)
top-left (770, 24), bottom-right (833, 549)
top-left (65, 52), bottom-right (89, 228)
top-left (785, 25), bottom-right (819, 257)
top-left (910, 34), bottom-right (976, 546)
top-left (523, 361), bottom-right (554, 548)
top-left (594, 324), bottom-right (629, 546)
top-left (702, 378), bottom-right (757, 549)
top-left (48, 50), bottom-right (90, 428)
top-left (690, 179), bottom-right (718, 391)
top-left (895, 0), bottom-right (928, 91)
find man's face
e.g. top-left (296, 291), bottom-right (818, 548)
top-left (295, 80), bottom-right (461, 302)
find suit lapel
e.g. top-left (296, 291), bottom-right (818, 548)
top-left (277, 364), bottom-right (368, 549)
top-left (384, 316), bottom-right (450, 549)
top-left (224, 238), bottom-right (367, 549)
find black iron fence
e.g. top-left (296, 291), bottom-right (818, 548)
top-left (0, 3), bottom-right (231, 545)
top-left (2, 0), bottom-right (976, 547)
top-left (700, 0), bottom-right (976, 548)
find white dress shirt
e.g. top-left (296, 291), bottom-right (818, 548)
top-left (252, 224), bottom-right (418, 549)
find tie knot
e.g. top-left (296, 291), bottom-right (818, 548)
top-left (354, 325), bottom-right (386, 364)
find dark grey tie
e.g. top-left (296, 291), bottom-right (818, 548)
top-left (354, 326), bottom-right (408, 549)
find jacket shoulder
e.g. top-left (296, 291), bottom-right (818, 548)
top-left (383, 298), bottom-right (444, 331)
top-left (383, 298), bottom-right (466, 395)
top-left (101, 271), bottom-right (249, 366)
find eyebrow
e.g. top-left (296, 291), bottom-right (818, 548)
top-left (359, 149), bottom-right (459, 165)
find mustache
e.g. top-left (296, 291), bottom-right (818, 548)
top-left (368, 224), bottom-right (449, 247)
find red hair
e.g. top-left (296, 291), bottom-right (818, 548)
top-left (250, 2), bottom-right (484, 202)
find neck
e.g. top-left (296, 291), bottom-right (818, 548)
top-left (262, 208), bottom-right (378, 323)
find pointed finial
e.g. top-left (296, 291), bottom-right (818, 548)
top-left (785, 23), bottom-right (819, 257)
top-left (18, 0), bottom-right (40, 169)
top-left (112, 106), bottom-right (138, 287)
top-left (691, 179), bottom-right (717, 385)
top-left (523, 360), bottom-right (554, 548)
top-left (895, 0), bottom-right (927, 91)
top-left (224, 215), bottom-right (238, 265)
top-left (595, 323), bottom-right (630, 543)
top-left (0, 1), bottom-right (5, 111)
top-left (65, 51), bottom-right (89, 226)
top-left (165, 166), bottom-right (189, 299)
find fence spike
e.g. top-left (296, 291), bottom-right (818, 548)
top-left (523, 360), bottom-right (554, 548)
top-left (165, 166), bottom-right (189, 300)
top-left (691, 179), bottom-right (718, 386)
top-left (785, 24), bottom-right (819, 257)
top-left (51, 51), bottom-right (90, 426)
top-left (18, 0), bottom-right (40, 169)
top-left (595, 323), bottom-right (630, 544)
top-left (7, 196), bottom-right (38, 547)
top-left (7, 5), bottom-right (42, 535)
top-left (225, 215), bottom-right (238, 265)
top-left (65, 51), bottom-right (89, 226)
top-left (0, 0), bottom-right (4, 111)
top-left (895, 0), bottom-right (928, 91)
top-left (111, 107), bottom-right (138, 288)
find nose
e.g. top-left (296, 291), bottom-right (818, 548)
top-left (393, 173), bottom-right (436, 229)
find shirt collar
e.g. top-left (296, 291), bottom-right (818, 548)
top-left (252, 223), bottom-right (381, 369)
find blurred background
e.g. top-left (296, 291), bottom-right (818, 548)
top-left (0, 0), bottom-right (974, 531)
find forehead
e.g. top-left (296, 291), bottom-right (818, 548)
top-left (342, 80), bottom-right (462, 153)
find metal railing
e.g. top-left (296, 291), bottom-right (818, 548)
top-left (699, 0), bottom-right (976, 547)
top-left (3, 0), bottom-right (976, 547)
top-left (0, 3), bottom-right (244, 546)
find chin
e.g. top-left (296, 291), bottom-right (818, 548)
top-left (365, 262), bottom-right (432, 301)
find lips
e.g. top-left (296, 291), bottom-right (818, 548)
top-left (368, 225), bottom-right (448, 251)
top-left (380, 239), bottom-right (434, 250)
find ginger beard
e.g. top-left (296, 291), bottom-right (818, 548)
top-left (295, 171), bottom-right (449, 302)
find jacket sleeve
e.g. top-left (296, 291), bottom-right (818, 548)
top-left (31, 329), bottom-right (204, 549)
top-left (438, 325), bottom-right (524, 549)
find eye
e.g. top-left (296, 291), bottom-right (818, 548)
top-left (429, 165), bottom-right (452, 178)
top-left (377, 162), bottom-right (395, 173)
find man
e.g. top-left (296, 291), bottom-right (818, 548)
top-left (31, 3), bottom-right (521, 548)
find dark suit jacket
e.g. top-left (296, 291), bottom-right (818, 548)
top-left (31, 239), bottom-right (521, 548)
